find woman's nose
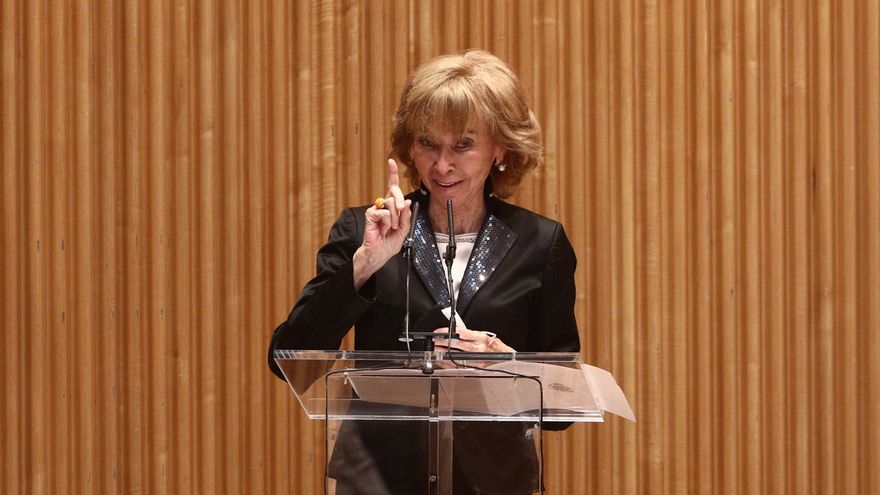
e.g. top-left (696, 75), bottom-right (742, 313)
top-left (435, 147), bottom-right (455, 173)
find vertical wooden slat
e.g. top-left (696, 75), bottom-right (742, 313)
top-left (193, 0), bottom-right (219, 492)
top-left (786, 1), bottom-right (813, 492)
top-left (288, 2), bottom-right (317, 489)
top-left (611, 0), bottom-right (639, 493)
top-left (856, 4), bottom-right (880, 495)
top-left (637, 0), bottom-right (663, 493)
top-left (530, 0), bottom-right (559, 212)
top-left (145, 0), bottom-right (170, 491)
top-left (23, 0), bottom-right (48, 492)
top-left (712, 1), bottom-right (739, 492)
top-left (262, 0), bottom-right (290, 492)
top-left (219, 0), bottom-right (244, 490)
top-left (832, 2), bottom-right (859, 493)
top-left (121, 0), bottom-right (147, 490)
top-left (72, 1), bottom-right (99, 491)
top-left (660, 0), bottom-right (688, 492)
top-left (0, 0), bottom-right (22, 492)
top-left (169, 1), bottom-right (195, 492)
top-left (556, 2), bottom-right (586, 491)
top-left (687, 2), bottom-right (715, 493)
top-left (761, 1), bottom-right (787, 493)
top-left (3, 1), bottom-right (879, 494)
top-left (49, 0), bottom-right (72, 490)
top-left (738, 0), bottom-right (763, 491)
top-left (92, 0), bottom-right (120, 492)
top-left (812, 0), bottom-right (836, 492)
top-left (338, 0), bottom-right (362, 206)
top-left (587, 3), bottom-right (614, 492)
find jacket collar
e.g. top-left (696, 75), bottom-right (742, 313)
top-left (409, 195), bottom-right (517, 314)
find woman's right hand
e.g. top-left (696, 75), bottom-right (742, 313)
top-left (352, 159), bottom-right (413, 290)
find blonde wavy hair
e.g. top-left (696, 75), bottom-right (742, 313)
top-left (389, 50), bottom-right (543, 199)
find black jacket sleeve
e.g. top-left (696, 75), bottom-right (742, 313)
top-left (527, 222), bottom-right (580, 353)
top-left (267, 208), bottom-right (375, 379)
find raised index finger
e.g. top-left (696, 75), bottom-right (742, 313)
top-left (387, 159), bottom-right (400, 189)
top-left (387, 159), bottom-right (406, 213)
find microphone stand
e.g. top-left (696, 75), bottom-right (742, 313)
top-left (407, 200), bottom-right (459, 375)
top-left (398, 201), bottom-right (420, 357)
top-left (444, 199), bottom-right (459, 348)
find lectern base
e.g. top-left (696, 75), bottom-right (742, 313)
top-left (326, 418), bottom-right (541, 495)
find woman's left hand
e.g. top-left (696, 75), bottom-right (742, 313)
top-left (432, 327), bottom-right (515, 353)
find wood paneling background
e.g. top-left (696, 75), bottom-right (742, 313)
top-left (2, 1), bottom-right (878, 493)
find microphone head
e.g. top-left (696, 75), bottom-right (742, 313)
top-left (403, 200), bottom-right (421, 255)
top-left (446, 199), bottom-right (456, 246)
top-left (410, 200), bottom-right (421, 224)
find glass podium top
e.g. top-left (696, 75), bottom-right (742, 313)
top-left (273, 350), bottom-right (620, 423)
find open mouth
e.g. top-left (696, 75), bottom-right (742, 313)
top-left (434, 179), bottom-right (461, 189)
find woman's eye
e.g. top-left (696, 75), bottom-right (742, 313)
top-left (455, 139), bottom-right (474, 151)
top-left (419, 137), bottom-right (436, 148)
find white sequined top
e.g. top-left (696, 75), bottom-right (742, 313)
top-left (434, 232), bottom-right (477, 302)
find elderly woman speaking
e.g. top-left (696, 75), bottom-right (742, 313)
top-left (269, 50), bottom-right (580, 494)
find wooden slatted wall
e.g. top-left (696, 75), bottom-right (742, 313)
top-left (1, 1), bottom-right (878, 493)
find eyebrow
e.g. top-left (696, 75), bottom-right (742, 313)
top-left (418, 130), bottom-right (477, 138)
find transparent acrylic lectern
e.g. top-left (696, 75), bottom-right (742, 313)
top-left (274, 350), bottom-right (634, 495)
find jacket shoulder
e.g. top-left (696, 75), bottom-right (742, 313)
top-left (489, 197), bottom-right (563, 237)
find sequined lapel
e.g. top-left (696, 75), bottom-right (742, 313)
top-left (411, 213), bottom-right (450, 306)
top-left (456, 214), bottom-right (517, 313)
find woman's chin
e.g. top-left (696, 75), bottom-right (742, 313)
top-left (427, 183), bottom-right (482, 209)
top-left (430, 185), bottom-right (459, 200)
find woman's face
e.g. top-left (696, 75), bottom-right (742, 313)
top-left (411, 119), bottom-right (503, 214)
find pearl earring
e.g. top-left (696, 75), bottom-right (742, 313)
top-left (496, 162), bottom-right (507, 172)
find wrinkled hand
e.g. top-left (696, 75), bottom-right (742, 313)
top-left (353, 159), bottom-right (412, 289)
top-left (433, 327), bottom-right (515, 353)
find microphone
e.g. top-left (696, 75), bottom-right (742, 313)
top-left (399, 200), bottom-right (421, 348)
top-left (444, 199), bottom-right (459, 340)
top-left (403, 201), bottom-right (420, 257)
top-left (445, 199), bottom-right (456, 264)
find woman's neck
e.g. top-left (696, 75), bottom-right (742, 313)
top-left (428, 198), bottom-right (486, 235)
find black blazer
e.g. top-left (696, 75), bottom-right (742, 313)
top-left (268, 192), bottom-right (580, 378)
top-left (267, 191), bottom-right (581, 493)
